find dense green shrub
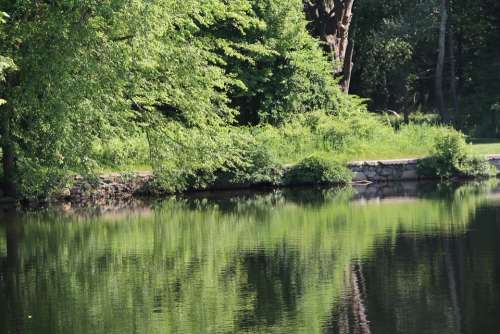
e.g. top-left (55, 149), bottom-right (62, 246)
top-left (316, 113), bottom-right (389, 152)
top-left (418, 130), bottom-right (494, 178)
top-left (16, 160), bottom-right (71, 200)
top-left (457, 157), bottom-right (495, 178)
top-left (285, 155), bottom-right (352, 186)
top-left (378, 112), bottom-right (440, 129)
top-left (93, 136), bottom-right (150, 169)
top-left (217, 145), bottom-right (283, 186)
top-left (147, 126), bottom-right (283, 194)
top-left (181, 143), bottom-right (283, 191)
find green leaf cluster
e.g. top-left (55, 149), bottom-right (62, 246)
top-left (418, 130), bottom-right (495, 178)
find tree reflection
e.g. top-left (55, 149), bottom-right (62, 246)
top-left (0, 181), bottom-right (497, 333)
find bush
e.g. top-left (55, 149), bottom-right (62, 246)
top-left (16, 159), bottom-right (71, 200)
top-left (418, 130), bottom-right (494, 178)
top-left (378, 111), bottom-right (439, 129)
top-left (285, 155), bottom-right (352, 185)
top-left (456, 156), bottom-right (495, 178)
top-left (186, 143), bottom-right (283, 191)
top-left (314, 112), bottom-right (388, 152)
top-left (147, 127), bottom-right (283, 194)
top-left (93, 136), bottom-right (149, 169)
top-left (219, 145), bottom-right (283, 186)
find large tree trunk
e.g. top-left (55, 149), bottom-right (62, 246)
top-left (341, 36), bottom-right (355, 92)
top-left (435, 0), bottom-right (450, 123)
top-left (448, 7), bottom-right (459, 125)
top-left (1, 103), bottom-right (17, 198)
top-left (304, 0), bottom-right (356, 93)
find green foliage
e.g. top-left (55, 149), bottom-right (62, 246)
top-left (146, 125), bottom-right (283, 193)
top-left (0, 0), bottom-right (266, 196)
top-left (92, 136), bottom-right (149, 170)
top-left (227, 0), bottom-right (343, 125)
top-left (253, 110), bottom-right (450, 164)
top-left (1, 0), bottom-right (497, 198)
top-left (0, 10), bottom-right (14, 106)
top-left (16, 162), bottom-right (71, 200)
top-left (355, 0), bottom-right (437, 114)
top-left (316, 112), bottom-right (388, 152)
top-left (285, 154), bottom-right (352, 185)
top-left (354, 0), bottom-right (500, 135)
top-left (215, 141), bottom-right (283, 186)
top-left (378, 112), bottom-right (440, 129)
top-left (458, 156), bottom-right (495, 178)
top-left (418, 130), bottom-right (494, 178)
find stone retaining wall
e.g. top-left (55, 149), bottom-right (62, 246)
top-left (487, 154), bottom-right (500, 170)
top-left (61, 155), bottom-right (500, 202)
top-left (67, 172), bottom-right (153, 202)
top-left (349, 155), bottom-right (500, 183)
top-left (348, 159), bottom-right (420, 183)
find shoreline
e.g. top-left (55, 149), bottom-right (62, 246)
top-left (55, 155), bottom-right (500, 204)
top-left (2, 155), bottom-right (499, 208)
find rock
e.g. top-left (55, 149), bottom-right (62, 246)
top-left (352, 172), bottom-right (367, 182)
top-left (379, 167), bottom-right (393, 177)
top-left (379, 159), bottom-right (419, 166)
top-left (401, 169), bottom-right (419, 180)
top-left (60, 188), bottom-right (71, 198)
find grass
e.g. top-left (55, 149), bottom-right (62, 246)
top-left (469, 138), bottom-right (500, 156)
top-left (349, 141), bottom-right (500, 160)
top-left (95, 139), bottom-right (500, 177)
top-left (256, 119), bottom-right (445, 164)
top-left (91, 117), bottom-right (500, 177)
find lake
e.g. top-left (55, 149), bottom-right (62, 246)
top-left (1, 181), bottom-right (499, 333)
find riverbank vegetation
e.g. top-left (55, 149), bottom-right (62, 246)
top-left (1, 1), bottom-right (499, 199)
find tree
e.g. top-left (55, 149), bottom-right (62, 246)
top-left (0, 10), bottom-right (16, 197)
top-left (304, 0), bottom-right (356, 92)
top-left (351, 0), bottom-right (500, 132)
top-left (448, 1), bottom-right (459, 122)
top-left (1, 0), bottom-right (340, 196)
top-left (351, 0), bottom-right (437, 117)
top-left (435, 0), bottom-right (450, 123)
top-left (225, 0), bottom-right (342, 125)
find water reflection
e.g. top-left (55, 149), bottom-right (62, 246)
top-left (1, 181), bottom-right (500, 333)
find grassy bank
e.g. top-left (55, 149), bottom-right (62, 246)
top-left (10, 110), bottom-right (495, 200)
top-left (82, 112), bottom-right (494, 195)
top-left (470, 139), bottom-right (500, 156)
top-left (93, 112), bottom-right (448, 173)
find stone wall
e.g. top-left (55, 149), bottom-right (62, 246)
top-left (349, 155), bottom-right (500, 183)
top-left (348, 159), bottom-right (419, 183)
top-left (67, 172), bottom-right (153, 202)
top-left (60, 155), bottom-right (500, 202)
top-left (487, 154), bottom-right (500, 170)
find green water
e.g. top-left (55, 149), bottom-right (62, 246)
top-left (1, 182), bottom-right (500, 333)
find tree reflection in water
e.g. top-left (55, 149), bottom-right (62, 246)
top-left (1, 181), bottom-right (499, 334)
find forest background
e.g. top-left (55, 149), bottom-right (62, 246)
top-left (0, 0), bottom-right (499, 198)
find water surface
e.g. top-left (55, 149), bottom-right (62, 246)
top-left (1, 182), bottom-right (500, 333)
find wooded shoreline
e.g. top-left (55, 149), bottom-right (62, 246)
top-left (1, 1), bottom-right (499, 201)
top-left (0, 155), bottom-right (493, 206)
